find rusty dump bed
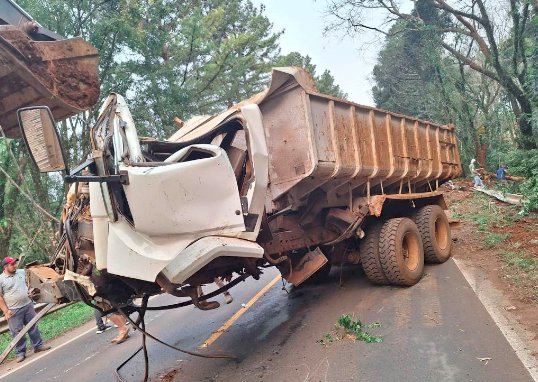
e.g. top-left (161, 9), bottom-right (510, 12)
top-left (255, 69), bottom-right (462, 207)
top-left (172, 68), bottom-right (462, 211)
top-left (0, 25), bottom-right (99, 138)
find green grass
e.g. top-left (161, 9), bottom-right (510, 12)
top-left (452, 193), bottom-right (518, 230)
top-left (0, 302), bottom-right (94, 359)
top-left (500, 252), bottom-right (538, 270)
top-left (484, 233), bottom-right (511, 248)
top-left (337, 314), bottom-right (383, 343)
top-left (498, 251), bottom-right (538, 301)
top-left (453, 192), bottom-right (537, 302)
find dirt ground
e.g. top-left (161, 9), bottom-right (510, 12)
top-left (444, 179), bottom-right (538, 356)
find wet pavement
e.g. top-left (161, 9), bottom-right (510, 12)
top-left (0, 260), bottom-right (534, 382)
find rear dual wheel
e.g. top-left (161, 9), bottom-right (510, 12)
top-left (378, 218), bottom-right (424, 286)
top-left (359, 205), bottom-right (451, 286)
top-left (359, 223), bottom-right (390, 285)
top-left (415, 205), bottom-right (452, 263)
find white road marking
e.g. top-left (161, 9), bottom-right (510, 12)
top-left (454, 258), bottom-right (538, 381)
top-left (0, 324), bottom-right (96, 380)
top-left (0, 295), bottom-right (165, 379)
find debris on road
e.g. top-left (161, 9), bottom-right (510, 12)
top-left (318, 314), bottom-right (383, 346)
top-left (424, 314), bottom-right (440, 325)
top-left (477, 357), bottom-right (492, 365)
top-left (473, 188), bottom-right (527, 208)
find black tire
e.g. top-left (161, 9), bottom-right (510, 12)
top-left (359, 223), bottom-right (389, 285)
top-left (415, 205), bottom-right (452, 263)
top-left (379, 218), bottom-right (424, 286)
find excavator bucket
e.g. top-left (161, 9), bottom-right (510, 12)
top-left (0, 26), bottom-right (99, 138)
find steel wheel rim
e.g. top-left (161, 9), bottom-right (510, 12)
top-left (402, 231), bottom-right (420, 271)
top-left (435, 217), bottom-right (449, 250)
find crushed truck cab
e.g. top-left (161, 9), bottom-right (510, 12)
top-left (19, 67), bottom-right (461, 314)
top-left (88, 94), bottom-right (267, 284)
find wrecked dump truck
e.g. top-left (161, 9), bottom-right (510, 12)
top-left (0, 0), bottom-right (99, 138)
top-left (17, 66), bottom-right (461, 314)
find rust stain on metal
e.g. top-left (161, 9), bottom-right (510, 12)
top-left (26, 265), bottom-right (65, 303)
top-left (0, 26), bottom-right (99, 137)
top-left (369, 191), bottom-right (446, 217)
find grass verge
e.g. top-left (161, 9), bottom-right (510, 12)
top-left (484, 233), bottom-right (511, 248)
top-left (499, 251), bottom-right (538, 301)
top-left (0, 302), bottom-right (94, 360)
top-left (449, 189), bottom-right (538, 302)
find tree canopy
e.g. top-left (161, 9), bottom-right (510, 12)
top-left (276, 52), bottom-right (348, 98)
top-left (327, 0), bottom-right (538, 150)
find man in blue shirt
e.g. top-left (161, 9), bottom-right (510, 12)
top-left (496, 165), bottom-right (506, 181)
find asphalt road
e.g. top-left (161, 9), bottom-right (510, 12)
top-left (0, 260), bottom-right (533, 382)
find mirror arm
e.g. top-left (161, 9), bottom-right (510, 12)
top-left (67, 157), bottom-right (95, 177)
top-left (64, 173), bottom-right (129, 185)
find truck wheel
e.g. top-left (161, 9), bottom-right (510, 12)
top-left (359, 223), bottom-right (389, 285)
top-left (379, 218), bottom-right (424, 286)
top-left (415, 205), bottom-right (452, 263)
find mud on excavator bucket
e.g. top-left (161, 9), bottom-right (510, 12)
top-left (0, 24), bottom-right (99, 138)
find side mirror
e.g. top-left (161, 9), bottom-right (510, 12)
top-left (17, 106), bottom-right (67, 173)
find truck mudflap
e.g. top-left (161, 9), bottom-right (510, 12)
top-left (282, 247), bottom-right (328, 286)
top-left (0, 25), bottom-right (99, 137)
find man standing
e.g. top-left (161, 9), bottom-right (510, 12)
top-left (0, 257), bottom-right (51, 362)
top-left (496, 165), bottom-right (507, 181)
top-left (469, 158), bottom-right (485, 188)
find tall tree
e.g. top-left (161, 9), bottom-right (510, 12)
top-left (327, 0), bottom-right (538, 149)
top-left (371, 20), bottom-right (448, 121)
top-left (99, 0), bottom-right (283, 137)
top-left (369, 2), bottom-right (519, 167)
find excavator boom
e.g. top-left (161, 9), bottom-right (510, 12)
top-left (0, 0), bottom-right (99, 138)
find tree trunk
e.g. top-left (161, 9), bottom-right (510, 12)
top-left (516, 100), bottom-right (536, 149)
top-left (476, 143), bottom-right (488, 168)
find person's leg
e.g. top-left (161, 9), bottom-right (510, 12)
top-left (95, 309), bottom-right (105, 328)
top-left (108, 313), bottom-right (129, 344)
top-left (196, 285), bottom-right (220, 309)
top-left (22, 304), bottom-right (45, 350)
top-left (94, 309), bottom-right (112, 333)
top-left (95, 309), bottom-right (111, 333)
top-left (214, 277), bottom-right (233, 304)
top-left (7, 307), bottom-right (27, 359)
